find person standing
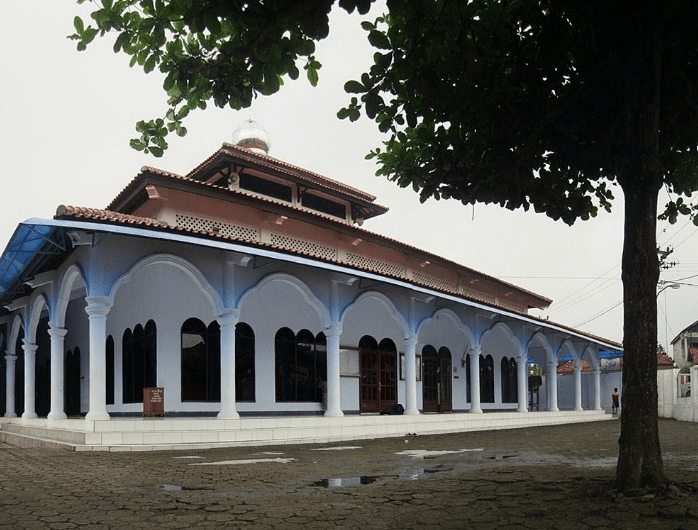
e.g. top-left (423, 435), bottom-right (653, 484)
top-left (611, 387), bottom-right (620, 415)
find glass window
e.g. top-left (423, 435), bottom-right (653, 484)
top-left (275, 328), bottom-right (327, 402)
top-left (122, 321), bottom-right (157, 404)
top-left (236, 323), bottom-right (255, 402)
top-left (181, 318), bottom-right (220, 402)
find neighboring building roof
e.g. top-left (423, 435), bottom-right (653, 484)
top-left (657, 353), bottom-right (676, 369)
top-left (557, 359), bottom-right (593, 374)
top-left (670, 319), bottom-right (698, 345)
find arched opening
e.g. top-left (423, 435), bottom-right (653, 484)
top-left (14, 329), bottom-right (25, 416)
top-left (123, 320), bottom-right (157, 404)
top-left (480, 354), bottom-right (495, 403)
top-left (181, 318), bottom-right (221, 402)
top-left (422, 345), bottom-right (439, 412)
top-left (501, 357), bottom-right (518, 403)
top-left (275, 328), bottom-right (327, 403)
top-left (465, 353), bottom-right (471, 404)
top-left (438, 346), bottom-right (452, 412)
top-left (35, 317), bottom-right (51, 417)
top-left (65, 347), bottom-right (81, 416)
top-left (235, 322), bottom-right (255, 402)
top-left (359, 336), bottom-right (398, 412)
top-left (106, 336), bottom-right (115, 405)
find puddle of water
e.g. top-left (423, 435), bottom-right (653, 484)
top-left (313, 446), bottom-right (362, 451)
top-left (399, 469), bottom-right (424, 480)
top-left (189, 457), bottom-right (295, 466)
top-left (173, 455), bottom-right (205, 460)
top-left (311, 468), bottom-right (437, 487)
top-left (396, 448), bottom-right (484, 458)
top-left (311, 476), bottom-right (381, 487)
top-left (162, 484), bottom-right (182, 491)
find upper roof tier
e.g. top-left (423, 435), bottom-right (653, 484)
top-left (110, 142), bottom-right (388, 226)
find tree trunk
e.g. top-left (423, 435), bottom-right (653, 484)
top-left (615, 3), bottom-right (664, 492)
top-left (616, 184), bottom-right (663, 492)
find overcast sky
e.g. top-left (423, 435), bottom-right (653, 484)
top-left (2, 1), bottom-right (697, 350)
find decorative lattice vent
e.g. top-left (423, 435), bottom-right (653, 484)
top-left (345, 253), bottom-right (406, 278)
top-left (175, 214), bottom-right (260, 241)
top-left (412, 272), bottom-right (457, 293)
top-left (459, 286), bottom-right (497, 305)
top-left (270, 234), bottom-right (338, 260)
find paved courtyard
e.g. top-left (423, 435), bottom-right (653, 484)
top-left (1, 418), bottom-right (698, 529)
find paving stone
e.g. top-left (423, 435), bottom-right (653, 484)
top-left (2, 419), bottom-right (698, 529)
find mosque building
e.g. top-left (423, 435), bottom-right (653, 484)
top-left (0, 122), bottom-right (621, 449)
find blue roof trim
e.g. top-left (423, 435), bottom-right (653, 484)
top-left (0, 222), bottom-right (66, 297)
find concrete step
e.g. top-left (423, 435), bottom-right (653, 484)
top-left (0, 430), bottom-right (76, 450)
top-left (0, 410), bottom-right (612, 452)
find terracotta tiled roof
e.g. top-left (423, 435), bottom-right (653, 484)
top-left (557, 359), bottom-right (593, 374)
top-left (53, 204), bottom-right (599, 337)
top-left (657, 353), bottom-right (675, 368)
top-left (186, 143), bottom-right (380, 204)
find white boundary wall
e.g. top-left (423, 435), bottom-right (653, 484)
top-left (656, 365), bottom-right (698, 422)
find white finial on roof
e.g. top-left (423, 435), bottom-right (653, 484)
top-left (232, 118), bottom-right (270, 155)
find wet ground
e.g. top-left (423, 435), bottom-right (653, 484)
top-left (2, 417), bottom-right (698, 529)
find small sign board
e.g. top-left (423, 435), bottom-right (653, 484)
top-left (143, 387), bottom-right (164, 417)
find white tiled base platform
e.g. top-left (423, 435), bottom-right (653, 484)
top-left (0, 410), bottom-right (611, 452)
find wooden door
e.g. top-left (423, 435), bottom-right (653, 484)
top-left (360, 348), bottom-right (397, 412)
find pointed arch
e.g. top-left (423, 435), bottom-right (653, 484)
top-left (341, 291), bottom-right (408, 334)
top-left (417, 308), bottom-right (475, 347)
top-left (54, 263), bottom-right (87, 328)
top-left (556, 339), bottom-right (579, 364)
top-left (25, 294), bottom-right (50, 344)
top-left (7, 314), bottom-right (24, 357)
top-left (110, 253), bottom-right (223, 316)
top-left (481, 321), bottom-right (521, 350)
top-left (581, 345), bottom-right (600, 371)
top-left (239, 272), bottom-right (331, 329)
top-left (526, 331), bottom-right (554, 364)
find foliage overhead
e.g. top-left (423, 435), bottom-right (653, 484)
top-left (339, 1), bottom-right (698, 225)
top-left (71, 0), bottom-right (373, 157)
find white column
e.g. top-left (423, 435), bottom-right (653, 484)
top-left (593, 366), bottom-right (602, 410)
top-left (218, 311), bottom-right (240, 420)
top-left (4, 353), bottom-right (17, 417)
top-left (48, 324), bottom-right (68, 420)
top-left (517, 355), bottom-right (528, 413)
top-left (85, 297), bottom-right (111, 421)
top-left (574, 360), bottom-right (583, 411)
top-left (324, 323), bottom-right (343, 417)
top-left (21, 342), bottom-right (38, 419)
top-left (469, 348), bottom-right (482, 413)
top-left (403, 334), bottom-right (419, 415)
top-left (548, 358), bottom-right (559, 411)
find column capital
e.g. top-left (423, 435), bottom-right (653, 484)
top-left (404, 333), bottom-right (419, 348)
top-left (217, 309), bottom-right (241, 327)
top-left (85, 297), bottom-right (112, 317)
top-left (4, 354), bottom-right (17, 362)
top-left (47, 325), bottom-right (68, 339)
top-left (22, 342), bottom-right (38, 354)
top-left (325, 322), bottom-right (343, 338)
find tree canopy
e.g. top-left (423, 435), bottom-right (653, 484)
top-left (72, 0), bottom-right (698, 492)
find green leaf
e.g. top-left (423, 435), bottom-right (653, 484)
top-left (344, 80), bottom-right (365, 94)
top-left (73, 16), bottom-right (84, 33)
top-left (368, 30), bottom-right (391, 50)
top-left (307, 66), bottom-right (319, 87)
